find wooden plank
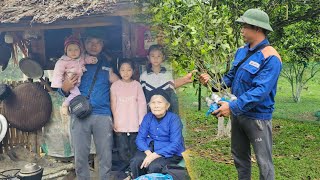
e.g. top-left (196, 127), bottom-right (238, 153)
top-left (8, 127), bottom-right (13, 149)
top-left (36, 129), bottom-right (43, 155)
top-left (2, 127), bottom-right (9, 152)
top-left (28, 132), bottom-right (37, 153)
top-left (17, 129), bottom-right (27, 146)
top-left (129, 23), bottom-right (138, 57)
top-left (30, 30), bottom-right (46, 68)
top-left (121, 17), bottom-right (132, 58)
top-left (24, 132), bottom-right (29, 149)
top-left (11, 128), bottom-right (17, 146)
top-left (17, 129), bottom-right (22, 144)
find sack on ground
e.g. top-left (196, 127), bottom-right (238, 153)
top-left (135, 173), bottom-right (173, 180)
top-left (162, 164), bottom-right (190, 180)
top-left (69, 95), bottom-right (92, 119)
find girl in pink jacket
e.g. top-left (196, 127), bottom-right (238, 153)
top-left (110, 59), bottom-right (147, 163)
top-left (51, 35), bottom-right (97, 115)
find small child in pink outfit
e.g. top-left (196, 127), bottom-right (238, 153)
top-left (110, 59), bottom-right (147, 163)
top-left (51, 35), bottom-right (97, 115)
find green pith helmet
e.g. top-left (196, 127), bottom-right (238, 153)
top-left (236, 9), bottom-right (273, 32)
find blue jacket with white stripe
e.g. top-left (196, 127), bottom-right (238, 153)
top-left (223, 39), bottom-right (282, 120)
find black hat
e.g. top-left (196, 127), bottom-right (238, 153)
top-left (83, 27), bottom-right (106, 40)
top-left (149, 89), bottom-right (170, 104)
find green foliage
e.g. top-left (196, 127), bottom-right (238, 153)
top-left (138, 0), bottom-right (238, 90)
top-left (137, 0), bottom-right (320, 101)
top-left (275, 20), bottom-right (320, 102)
top-left (0, 59), bottom-right (24, 82)
top-left (277, 21), bottom-right (319, 63)
top-left (274, 75), bottom-right (320, 121)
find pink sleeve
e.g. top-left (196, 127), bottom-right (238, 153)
top-left (110, 83), bottom-right (117, 117)
top-left (83, 54), bottom-right (97, 64)
top-left (51, 60), bottom-right (66, 88)
top-left (137, 82), bottom-right (147, 125)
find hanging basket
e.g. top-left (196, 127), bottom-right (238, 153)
top-left (3, 82), bottom-right (52, 132)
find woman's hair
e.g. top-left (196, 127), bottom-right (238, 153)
top-left (148, 44), bottom-right (164, 55)
top-left (118, 58), bottom-right (135, 72)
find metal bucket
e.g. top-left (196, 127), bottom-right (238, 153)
top-left (17, 163), bottom-right (44, 180)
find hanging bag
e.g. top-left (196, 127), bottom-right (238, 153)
top-left (69, 60), bottom-right (102, 119)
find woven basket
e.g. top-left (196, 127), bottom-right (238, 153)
top-left (3, 82), bottom-right (52, 132)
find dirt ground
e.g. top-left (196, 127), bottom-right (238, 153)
top-left (0, 145), bottom-right (74, 179)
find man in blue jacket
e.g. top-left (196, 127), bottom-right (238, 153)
top-left (60, 27), bottom-right (119, 180)
top-left (200, 9), bottom-right (282, 180)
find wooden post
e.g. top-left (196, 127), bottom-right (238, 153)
top-left (122, 17), bottom-right (132, 58)
top-left (28, 132), bottom-right (38, 154)
top-left (30, 30), bottom-right (46, 67)
top-left (9, 128), bottom-right (16, 148)
top-left (36, 129), bottom-right (43, 155)
top-left (198, 82), bottom-right (201, 111)
top-left (2, 128), bottom-right (9, 153)
top-left (129, 23), bottom-right (138, 57)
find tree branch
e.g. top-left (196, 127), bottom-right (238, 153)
top-left (273, 8), bottom-right (320, 30)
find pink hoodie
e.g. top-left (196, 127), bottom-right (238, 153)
top-left (111, 80), bottom-right (147, 133)
top-left (51, 54), bottom-right (97, 106)
top-left (51, 54), bottom-right (96, 88)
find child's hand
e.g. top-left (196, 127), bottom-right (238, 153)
top-left (66, 68), bottom-right (77, 78)
top-left (82, 65), bottom-right (87, 72)
top-left (91, 57), bottom-right (98, 64)
top-left (66, 72), bottom-right (75, 79)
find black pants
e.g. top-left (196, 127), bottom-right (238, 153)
top-left (231, 115), bottom-right (274, 180)
top-left (115, 132), bottom-right (138, 163)
top-left (130, 150), bottom-right (182, 178)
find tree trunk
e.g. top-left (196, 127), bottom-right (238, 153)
top-left (198, 82), bottom-right (201, 111)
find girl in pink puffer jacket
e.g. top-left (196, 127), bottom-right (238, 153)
top-left (51, 35), bottom-right (97, 115)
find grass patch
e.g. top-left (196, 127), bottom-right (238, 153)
top-left (274, 76), bottom-right (320, 121)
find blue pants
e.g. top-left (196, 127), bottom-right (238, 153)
top-left (71, 114), bottom-right (113, 180)
top-left (231, 115), bottom-right (274, 180)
